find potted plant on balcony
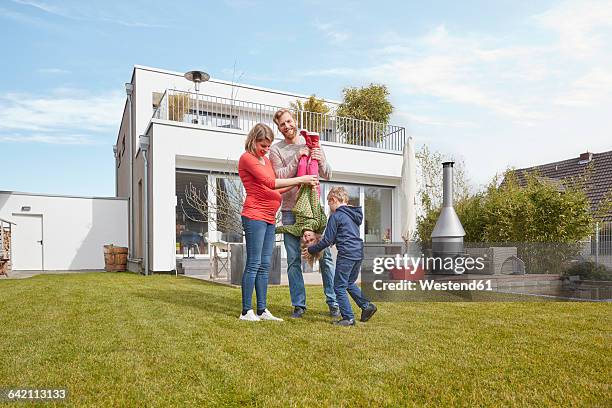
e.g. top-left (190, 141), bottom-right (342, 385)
top-left (168, 92), bottom-right (192, 122)
top-left (290, 95), bottom-right (330, 135)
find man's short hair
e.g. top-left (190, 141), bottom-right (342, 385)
top-left (273, 109), bottom-right (294, 126)
top-left (327, 187), bottom-right (349, 204)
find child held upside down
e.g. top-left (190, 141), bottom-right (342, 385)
top-left (276, 130), bottom-right (326, 265)
top-left (301, 187), bottom-right (377, 326)
top-left (275, 183), bottom-right (327, 266)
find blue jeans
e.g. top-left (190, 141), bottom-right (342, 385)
top-left (241, 216), bottom-right (276, 311)
top-left (282, 210), bottom-right (337, 309)
top-left (334, 257), bottom-right (370, 320)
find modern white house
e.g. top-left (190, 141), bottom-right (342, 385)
top-left (115, 65), bottom-right (408, 274)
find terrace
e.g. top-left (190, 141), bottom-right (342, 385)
top-left (153, 89), bottom-right (406, 152)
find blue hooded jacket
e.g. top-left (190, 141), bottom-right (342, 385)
top-left (308, 205), bottom-right (364, 261)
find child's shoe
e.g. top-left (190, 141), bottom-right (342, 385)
top-left (360, 303), bottom-right (377, 322)
top-left (329, 305), bottom-right (341, 318)
top-left (332, 318), bottom-right (355, 326)
top-left (290, 306), bottom-right (306, 318)
top-left (307, 132), bottom-right (319, 148)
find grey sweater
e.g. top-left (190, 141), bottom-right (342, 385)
top-left (269, 135), bottom-right (332, 211)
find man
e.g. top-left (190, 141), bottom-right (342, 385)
top-left (269, 109), bottom-right (340, 318)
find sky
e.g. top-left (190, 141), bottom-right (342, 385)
top-left (1, 0), bottom-right (611, 196)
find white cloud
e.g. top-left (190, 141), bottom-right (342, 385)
top-left (302, 1), bottom-right (612, 123)
top-left (37, 68), bottom-right (70, 74)
top-left (0, 89), bottom-right (123, 145)
top-left (0, 134), bottom-right (98, 145)
top-left (533, 0), bottom-right (612, 56)
top-left (314, 21), bottom-right (350, 44)
top-left (555, 68), bottom-right (612, 106)
top-left (11, 0), bottom-right (59, 14)
top-left (10, 0), bottom-right (167, 28)
top-left (398, 112), bottom-right (477, 128)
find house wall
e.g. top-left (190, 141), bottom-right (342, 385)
top-left (0, 192), bottom-right (128, 271)
top-left (146, 120), bottom-right (403, 272)
top-left (116, 103), bottom-right (130, 198)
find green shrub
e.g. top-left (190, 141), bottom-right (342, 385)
top-left (563, 261), bottom-right (612, 280)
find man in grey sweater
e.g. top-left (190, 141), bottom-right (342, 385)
top-left (269, 109), bottom-right (339, 318)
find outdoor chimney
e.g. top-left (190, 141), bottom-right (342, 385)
top-left (431, 162), bottom-right (466, 272)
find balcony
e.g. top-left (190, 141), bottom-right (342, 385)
top-left (152, 89), bottom-right (406, 152)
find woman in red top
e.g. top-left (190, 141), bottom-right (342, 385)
top-left (238, 123), bottom-right (318, 322)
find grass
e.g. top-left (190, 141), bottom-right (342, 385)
top-left (0, 272), bottom-right (610, 407)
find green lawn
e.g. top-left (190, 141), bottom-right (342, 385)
top-left (0, 273), bottom-right (610, 407)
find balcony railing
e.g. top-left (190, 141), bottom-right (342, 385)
top-left (153, 89), bottom-right (406, 152)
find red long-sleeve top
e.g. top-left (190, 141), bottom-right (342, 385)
top-left (239, 152), bottom-right (282, 224)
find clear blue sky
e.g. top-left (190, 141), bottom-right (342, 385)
top-left (1, 0), bottom-right (611, 196)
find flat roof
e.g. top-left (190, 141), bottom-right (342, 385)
top-left (133, 65), bottom-right (341, 104)
top-left (0, 191), bottom-right (128, 201)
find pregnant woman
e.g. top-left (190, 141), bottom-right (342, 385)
top-left (238, 123), bottom-right (318, 321)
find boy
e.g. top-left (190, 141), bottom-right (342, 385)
top-left (303, 187), bottom-right (377, 326)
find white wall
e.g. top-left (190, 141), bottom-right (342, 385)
top-left (148, 120), bottom-right (404, 272)
top-left (0, 192), bottom-right (128, 271)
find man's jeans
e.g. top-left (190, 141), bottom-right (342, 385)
top-left (241, 216), bottom-right (276, 312)
top-left (282, 210), bottom-right (337, 309)
top-left (334, 257), bottom-right (370, 321)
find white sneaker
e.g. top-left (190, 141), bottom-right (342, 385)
top-left (258, 309), bottom-right (284, 321)
top-left (239, 310), bottom-right (260, 321)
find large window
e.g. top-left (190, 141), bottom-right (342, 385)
top-left (215, 176), bottom-right (244, 243)
top-left (176, 171), bottom-right (208, 256)
top-left (321, 182), bottom-right (393, 243)
top-left (326, 183), bottom-right (360, 206)
top-left (364, 187), bottom-right (393, 243)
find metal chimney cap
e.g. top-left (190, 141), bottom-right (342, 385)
top-left (442, 161), bottom-right (455, 167)
top-left (184, 70), bottom-right (210, 83)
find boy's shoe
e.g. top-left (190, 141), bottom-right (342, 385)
top-left (258, 309), bottom-right (284, 321)
top-left (239, 310), bottom-right (260, 322)
top-left (360, 303), bottom-right (377, 322)
top-left (329, 306), bottom-right (341, 318)
top-left (332, 318), bottom-right (355, 326)
top-left (290, 306), bottom-right (305, 319)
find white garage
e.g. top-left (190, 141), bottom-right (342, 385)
top-left (0, 191), bottom-right (128, 271)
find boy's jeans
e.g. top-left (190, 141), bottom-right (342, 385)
top-left (334, 257), bottom-right (370, 321)
top-left (282, 210), bottom-right (337, 309)
top-left (241, 216), bottom-right (276, 312)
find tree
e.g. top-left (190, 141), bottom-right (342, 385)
top-left (416, 170), bottom-right (593, 245)
top-left (336, 84), bottom-right (393, 145)
top-left (481, 171), bottom-right (593, 243)
top-left (290, 95), bottom-right (330, 133)
top-left (416, 145), bottom-right (471, 213)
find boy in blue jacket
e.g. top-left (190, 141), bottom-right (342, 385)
top-left (303, 187), bottom-right (377, 326)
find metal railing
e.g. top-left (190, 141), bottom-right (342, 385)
top-left (581, 221), bottom-right (612, 268)
top-left (153, 89), bottom-right (406, 152)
